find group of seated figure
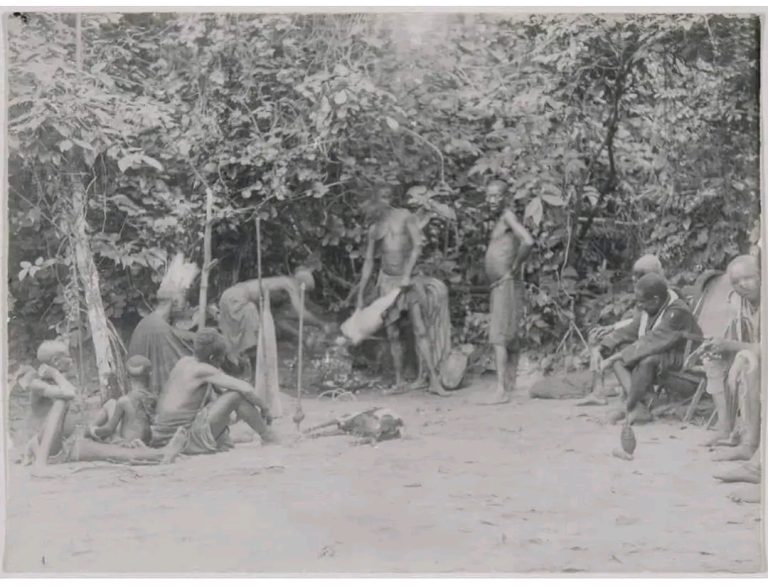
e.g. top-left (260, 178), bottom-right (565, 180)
top-left (580, 252), bottom-right (761, 504)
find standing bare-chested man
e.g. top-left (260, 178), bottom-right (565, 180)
top-left (481, 182), bottom-right (534, 405)
top-left (356, 187), bottom-right (449, 397)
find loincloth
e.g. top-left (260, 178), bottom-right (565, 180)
top-left (488, 276), bottom-right (525, 347)
top-left (377, 271), bottom-right (419, 328)
top-left (150, 406), bottom-right (233, 456)
top-left (219, 287), bottom-right (260, 359)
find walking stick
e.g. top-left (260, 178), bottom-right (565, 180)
top-left (293, 282), bottom-right (306, 432)
top-left (254, 218), bottom-right (264, 390)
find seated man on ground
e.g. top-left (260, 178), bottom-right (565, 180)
top-left (580, 254), bottom-right (669, 406)
top-left (19, 341), bottom-right (187, 467)
top-left (699, 255), bottom-right (761, 463)
top-left (150, 327), bottom-right (276, 455)
top-left (597, 273), bottom-right (702, 424)
top-left (18, 340), bottom-right (79, 465)
top-left (87, 355), bottom-right (155, 446)
top-left (590, 254), bottom-right (666, 341)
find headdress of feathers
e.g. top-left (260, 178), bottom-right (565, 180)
top-left (157, 253), bottom-right (199, 300)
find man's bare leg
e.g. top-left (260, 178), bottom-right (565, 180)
top-left (577, 349), bottom-right (608, 406)
top-left (408, 354), bottom-right (428, 390)
top-left (69, 427), bottom-right (188, 464)
top-left (383, 322), bottom-right (409, 395)
top-left (479, 344), bottom-right (512, 405)
top-left (701, 360), bottom-right (733, 446)
top-left (207, 392), bottom-right (276, 443)
top-left (34, 399), bottom-right (70, 470)
top-left (607, 362), bottom-right (634, 423)
top-left (713, 362), bottom-right (760, 461)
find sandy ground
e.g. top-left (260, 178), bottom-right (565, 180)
top-left (3, 368), bottom-right (764, 575)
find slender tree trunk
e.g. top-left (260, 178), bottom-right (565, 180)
top-left (198, 187), bottom-right (214, 330)
top-left (68, 16), bottom-right (120, 401)
top-left (70, 184), bottom-right (120, 401)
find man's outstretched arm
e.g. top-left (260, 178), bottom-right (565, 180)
top-left (286, 283), bottom-right (325, 328)
top-left (202, 367), bottom-right (268, 412)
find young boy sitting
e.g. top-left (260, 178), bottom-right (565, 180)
top-left (88, 355), bottom-right (155, 446)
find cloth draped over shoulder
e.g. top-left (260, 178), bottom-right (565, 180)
top-left (128, 313), bottom-right (193, 398)
top-left (599, 293), bottom-right (702, 368)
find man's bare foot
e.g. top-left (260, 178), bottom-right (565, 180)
top-left (161, 428), bottom-right (189, 463)
top-left (714, 464), bottom-right (761, 484)
top-left (427, 381), bottom-right (452, 397)
top-left (728, 486), bottom-right (761, 504)
top-left (712, 445), bottom-right (757, 463)
top-left (576, 393), bottom-right (607, 407)
top-left (383, 385), bottom-right (410, 396)
top-left (608, 409), bottom-right (626, 424)
top-left (701, 432), bottom-right (731, 447)
top-left (260, 429), bottom-right (279, 445)
top-left (715, 433), bottom-right (741, 447)
top-left (477, 390), bottom-right (510, 405)
top-left (612, 448), bottom-right (633, 461)
top-left (627, 405), bottom-right (652, 425)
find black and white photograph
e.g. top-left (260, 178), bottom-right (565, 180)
top-left (2, 9), bottom-right (765, 575)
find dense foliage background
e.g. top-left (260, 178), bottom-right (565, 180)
top-left (6, 13), bottom-right (761, 369)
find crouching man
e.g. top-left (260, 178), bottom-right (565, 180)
top-left (597, 274), bottom-right (702, 424)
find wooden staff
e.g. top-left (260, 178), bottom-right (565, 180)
top-left (253, 217), bottom-right (263, 391)
top-left (293, 283), bottom-right (306, 431)
top-left (198, 187), bottom-right (214, 330)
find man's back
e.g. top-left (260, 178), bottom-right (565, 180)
top-left (155, 357), bottom-right (210, 417)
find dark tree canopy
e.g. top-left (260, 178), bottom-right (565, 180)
top-left (6, 13), bottom-right (760, 364)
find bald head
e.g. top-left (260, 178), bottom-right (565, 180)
top-left (727, 255), bottom-right (759, 277)
top-left (727, 254), bottom-right (760, 303)
top-left (36, 340), bottom-right (73, 373)
top-left (126, 355), bottom-right (152, 378)
top-left (634, 273), bottom-right (670, 315)
top-left (635, 273), bottom-right (668, 298)
top-left (633, 255), bottom-right (664, 280)
top-left (36, 340), bottom-right (69, 363)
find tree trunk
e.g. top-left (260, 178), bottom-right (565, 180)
top-left (198, 187), bottom-right (214, 330)
top-left (70, 185), bottom-right (120, 401)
